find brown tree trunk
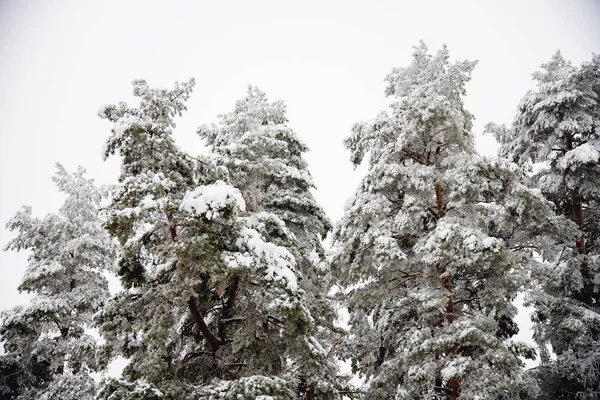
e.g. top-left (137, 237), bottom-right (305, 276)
top-left (188, 296), bottom-right (222, 352)
top-left (169, 224), bottom-right (177, 243)
top-left (435, 184), bottom-right (453, 324)
top-left (435, 183), bottom-right (460, 398)
top-left (571, 189), bottom-right (586, 254)
top-left (441, 273), bottom-right (455, 324)
top-left (571, 188), bottom-right (594, 304)
top-left (449, 378), bottom-right (461, 400)
top-left (435, 183), bottom-right (446, 218)
top-left (304, 385), bottom-right (315, 400)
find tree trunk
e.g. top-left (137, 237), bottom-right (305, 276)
top-left (449, 378), bottom-right (461, 400)
top-left (435, 184), bottom-right (453, 324)
top-left (435, 183), bottom-right (446, 218)
top-left (441, 273), bottom-right (455, 324)
top-left (169, 224), bottom-right (177, 243)
top-left (435, 183), bottom-right (460, 398)
top-left (571, 188), bottom-right (594, 305)
top-left (571, 188), bottom-right (585, 254)
top-left (188, 296), bottom-right (222, 352)
top-left (55, 326), bottom-right (70, 375)
top-left (304, 385), bottom-right (315, 400)
top-left (218, 276), bottom-right (240, 341)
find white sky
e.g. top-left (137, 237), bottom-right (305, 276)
top-left (0, 0), bottom-right (599, 369)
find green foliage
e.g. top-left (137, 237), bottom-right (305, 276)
top-left (492, 51), bottom-right (600, 398)
top-left (1, 165), bottom-right (116, 399)
top-left (96, 80), bottom-right (340, 399)
top-left (333, 42), bottom-right (544, 399)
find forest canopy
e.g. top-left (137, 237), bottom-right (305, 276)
top-left (1, 43), bottom-right (599, 400)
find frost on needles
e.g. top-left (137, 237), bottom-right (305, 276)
top-left (488, 51), bottom-right (600, 399)
top-left (197, 87), bottom-right (343, 398)
top-left (95, 80), bottom-right (343, 399)
top-left (0, 165), bottom-right (117, 399)
top-left (3, 43), bottom-right (599, 400)
top-left (331, 42), bottom-right (571, 400)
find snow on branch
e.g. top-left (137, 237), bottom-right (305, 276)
top-left (179, 180), bottom-right (246, 220)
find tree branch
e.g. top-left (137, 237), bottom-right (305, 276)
top-left (223, 362), bottom-right (247, 368)
top-left (392, 233), bottom-right (418, 241)
top-left (435, 183), bottom-right (446, 218)
top-left (427, 205), bottom-right (440, 219)
top-left (220, 317), bottom-right (245, 325)
top-left (169, 223), bottom-right (177, 243)
top-left (188, 296), bottom-right (222, 352)
top-left (140, 223), bottom-right (163, 244)
top-left (402, 147), bottom-right (430, 166)
top-left (183, 351), bottom-right (213, 360)
top-left (453, 297), bottom-right (480, 305)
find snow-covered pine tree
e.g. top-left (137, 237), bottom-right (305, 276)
top-left (0, 164), bottom-right (117, 400)
top-left (489, 52), bottom-right (600, 399)
top-left (198, 87), bottom-right (342, 399)
top-left (96, 80), bottom-right (336, 399)
top-left (332, 42), bottom-right (554, 399)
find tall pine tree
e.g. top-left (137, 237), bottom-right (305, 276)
top-left (490, 52), bottom-right (600, 399)
top-left (96, 80), bottom-right (339, 399)
top-left (333, 42), bottom-right (554, 399)
top-left (0, 164), bottom-right (117, 399)
top-left (198, 86), bottom-right (341, 399)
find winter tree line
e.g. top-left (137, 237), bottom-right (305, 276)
top-left (0, 42), bottom-right (598, 400)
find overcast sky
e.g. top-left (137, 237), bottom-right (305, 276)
top-left (1, 0), bottom-right (599, 365)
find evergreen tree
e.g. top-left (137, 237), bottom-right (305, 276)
top-left (197, 86), bottom-right (331, 271)
top-left (332, 42), bottom-right (552, 399)
top-left (489, 52), bottom-right (600, 399)
top-left (0, 164), bottom-right (117, 399)
top-left (198, 87), bottom-right (342, 399)
top-left (96, 80), bottom-right (337, 399)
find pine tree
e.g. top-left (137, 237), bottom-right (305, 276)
top-left (0, 164), bottom-right (117, 399)
top-left (197, 86), bottom-right (331, 247)
top-left (198, 86), bottom-right (342, 398)
top-left (332, 42), bottom-right (552, 399)
top-left (489, 52), bottom-right (600, 399)
top-left (96, 80), bottom-right (337, 399)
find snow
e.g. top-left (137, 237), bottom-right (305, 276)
top-left (200, 375), bottom-right (289, 399)
top-left (305, 335), bottom-right (328, 357)
top-left (145, 195), bottom-right (166, 211)
top-left (179, 180), bottom-right (246, 219)
top-left (559, 142), bottom-right (600, 171)
top-left (22, 260), bottom-right (65, 282)
top-left (97, 104), bottom-right (111, 116)
top-left (233, 227), bottom-right (298, 291)
top-left (308, 250), bottom-right (328, 270)
top-left (330, 42), bottom-right (553, 399)
top-left (113, 115), bottom-right (141, 138)
top-left (440, 357), bottom-right (468, 381)
top-left (99, 193), bottom-right (113, 208)
top-left (1, 165), bottom-right (116, 399)
top-left (10, 49), bottom-right (597, 399)
top-left (114, 206), bottom-right (142, 218)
